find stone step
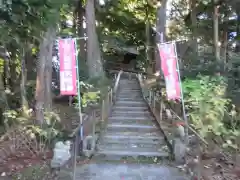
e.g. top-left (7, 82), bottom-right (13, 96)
top-left (111, 110), bottom-right (151, 116)
top-left (117, 93), bottom-right (142, 97)
top-left (97, 142), bottom-right (167, 152)
top-left (118, 87), bottom-right (140, 90)
top-left (115, 103), bottom-right (147, 108)
top-left (117, 94), bottom-right (142, 98)
top-left (106, 119), bottom-right (157, 126)
top-left (119, 87), bottom-right (140, 90)
top-left (111, 108), bottom-right (148, 112)
top-left (118, 88), bottom-right (140, 91)
top-left (116, 97), bottom-right (143, 101)
top-left (112, 106), bottom-right (148, 111)
top-left (102, 134), bottom-right (164, 142)
top-left (104, 131), bottom-right (161, 137)
top-left (107, 123), bottom-right (157, 129)
top-left (115, 98), bottom-right (143, 102)
top-left (73, 163), bottom-right (190, 179)
top-left (118, 93), bottom-right (142, 96)
top-left (118, 89), bottom-right (141, 93)
top-left (96, 149), bottom-right (169, 158)
top-left (108, 116), bottom-right (153, 121)
top-left (106, 127), bottom-right (158, 133)
top-left (118, 89), bottom-right (141, 92)
top-left (120, 78), bottom-right (137, 81)
top-left (117, 95), bottom-right (142, 99)
top-left (106, 124), bottom-right (158, 132)
top-left (115, 100), bottom-right (145, 105)
top-left (119, 82), bottom-right (139, 85)
top-left (100, 135), bottom-right (165, 146)
top-left (119, 80), bottom-right (138, 83)
top-left (119, 85), bottom-right (139, 89)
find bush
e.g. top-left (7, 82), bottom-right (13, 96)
top-left (3, 109), bottom-right (65, 147)
top-left (183, 75), bottom-right (240, 150)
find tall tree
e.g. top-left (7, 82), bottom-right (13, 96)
top-left (213, 0), bottom-right (220, 65)
top-left (86, 0), bottom-right (103, 77)
top-left (75, 0), bottom-right (86, 60)
top-left (155, 0), bottom-right (168, 72)
top-left (190, 0), bottom-right (197, 55)
top-left (235, 7), bottom-right (240, 52)
top-left (35, 27), bottom-right (57, 123)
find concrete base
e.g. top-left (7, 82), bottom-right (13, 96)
top-left (173, 138), bottom-right (186, 164)
top-left (83, 135), bottom-right (98, 157)
top-left (73, 163), bottom-right (189, 180)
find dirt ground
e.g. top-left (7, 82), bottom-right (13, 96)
top-left (1, 99), bottom-right (240, 180)
top-left (0, 102), bottom-right (102, 179)
top-left (150, 102), bottom-right (240, 180)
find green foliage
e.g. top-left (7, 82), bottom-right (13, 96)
top-left (183, 75), bottom-right (228, 136)
top-left (0, 58), bottom-right (4, 73)
top-left (78, 57), bottom-right (89, 81)
top-left (97, 0), bottom-right (156, 51)
top-left (183, 75), bottom-right (240, 150)
top-left (81, 91), bottom-right (100, 107)
top-left (27, 111), bottom-right (66, 145)
top-left (3, 109), bottom-right (66, 146)
top-left (0, 0), bottom-right (67, 44)
top-left (63, 76), bottom-right (111, 110)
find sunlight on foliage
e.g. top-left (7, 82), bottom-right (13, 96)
top-left (3, 108), bottom-right (65, 146)
top-left (183, 75), bottom-right (240, 150)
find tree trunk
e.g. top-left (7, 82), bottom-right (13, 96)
top-left (155, 0), bottom-right (167, 72)
top-left (86, 0), bottom-right (103, 77)
top-left (235, 10), bottom-right (240, 52)
top-left (190, 0), bottom-right (198, 56)
top-left (44, 30), bottom-right (56, 112)
top-left (20, 46), bottom-right (29, 117)
top-left (156, 0), bottom-right (167, 42)
top-left (0, 46), bottom-right (9, 128)
top-left (213, 1), bottom-right (220, 65)
top-left (221, 31), bottom-right (228, 68)
top-left (8, 48), bottom-right (18, 92)
top-left (26, 46), bottom-right (36, 81)
top-left (0, 46), bottom-right (10, 89)
top-left (76, 0), bottom-right (86, 61)
top-left (35, 27), bottom-right (56, 123)
top-left (145, 4), bottom-right (152, 74)
top-left (146, 20), bottom-right (152, 74)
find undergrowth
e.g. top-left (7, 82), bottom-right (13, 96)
top-left (182, 75), bottom-right (240, 151)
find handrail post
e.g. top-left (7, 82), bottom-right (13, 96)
top-left (129, 72), bottom-right (132, 80)
top-left (153, 92), bottom-right (156, 111)
top-left (101, 99), bottom-right (105, 121)
top-left (113, 70), bottom-right (123, 93)
top-left (149, 90), bottom-right (152, 104)
top-left (108, 90), bottom-right (111, 112)
top-left (106, 92), bottom-right (108, 114)
top-left (92, 110), bottom-right (96, 147)
top-left (160, 100), bottom-right (163, 122)
top-left (110, 88), bottom-right (113, 105)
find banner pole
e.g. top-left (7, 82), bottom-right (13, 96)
top-left (173, 42), bottom-right (188, 143)
top-left (74, 39), bottom-right (84, 153)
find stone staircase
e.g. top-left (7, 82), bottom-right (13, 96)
top-left (69, 73), bottom-right (189, 180)
top-left (95, 75), bottom-right (170, 161)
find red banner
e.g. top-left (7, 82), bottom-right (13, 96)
top-left (59, 39), bottom-right (77, 95)
top-left (158, 42), bottom-right (181, 100)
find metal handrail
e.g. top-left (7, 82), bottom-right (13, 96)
top-left (70, 70), bottom-right (120, 139)
top-left (113, 70), bottom-right (123, 93)
top-left (71, 88), bottom-right (113, 179)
